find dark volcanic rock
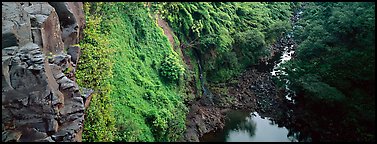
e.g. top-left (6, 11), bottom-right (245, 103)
top-left (49, 2), bottom-right (85, 48)
top-left (67, 45), bottom-right (80, 65)
top-left (2, 2), bottom-right (32, 48)
top-left (182, 104), bottom-right (225, 142)
top-left (24, 2), bottom-right (64, 55)
top-left (2, 2), bottom-right (86, 142)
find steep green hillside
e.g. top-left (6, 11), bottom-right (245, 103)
top-left (155, 2), bottom-right (293, 83)
top-left (76, 2), bottom-right (116, 142)
top-left (76, 3), bottom-right (187, 142)
top-left (75, 2), bottom-right (374, 142)
top-left (76, 2), bottom-right (294, 142)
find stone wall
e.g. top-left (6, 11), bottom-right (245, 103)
top-left (2, 2), bottom-right (87, 142)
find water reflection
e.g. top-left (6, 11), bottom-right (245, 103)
top-left (200, 110), bottom-right (296, 142)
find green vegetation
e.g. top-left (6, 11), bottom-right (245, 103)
top-left (107, 3), bottom-right (186, 141)
top-left (76, 2), bottom-right (374, 142)
top-left (159, 53), bottom-right (185, 82)
top-left (277, 2), bottom-right (375, 141)
top-left (77, 2), bottom-right (187, 142)
top-left (76, 2), bottom-right (116, 141)
top-left (155, 2), bottom-right (293, 83)
top-left (76, 2), bottom-right (296, 142)
top-left (181, 47), bottom-right (203, 102)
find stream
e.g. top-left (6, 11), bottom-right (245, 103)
top-left (200, 110), bottom-right (296, 142)
top-left (198, 6), bottom-right (304, 142)
top-left (193, 48), bottom-right (215, 106)
top-left (199, 34), bottom-right (298, 142)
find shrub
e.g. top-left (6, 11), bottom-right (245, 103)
top-left (159, 53), bottom-right (185, 82)
top-left (76, 2), bottom-right (116, 142)
top-left (234, 29), bottom-right (268, 66)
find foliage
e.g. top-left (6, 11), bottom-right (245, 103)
top-left (78, 2), bottom-right (188, 142)
top-left (76, 2), bottom-right (116, 142)
top-left (159, 53), bottom-right (185, 82)
top-left (75, 2), bottom-right (376, 142)
top-left (156, 2), bottom-right (293, 83)
top-left (295, 74), bottom-right (346, 104)
top-left (265, 20), bottom-right (292, 44)
top-left (107, 2), bottom-right (187, 142)
top-left (265, 2), bottom-right (292, 22)
top-left (234, 29), bottom-right (268, 66)
top-left (208, 51), bottom-right (240, 82)
top-left (278, 2), bottom-right (375, 141)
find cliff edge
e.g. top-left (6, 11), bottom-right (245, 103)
top-left (2, 2), bottom-right (86, 142)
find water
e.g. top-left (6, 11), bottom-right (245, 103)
top-left (269, 8), bottom-right (304, 103)
top-left (194, 48), bottom-right (214, 105)
top-left (200, 8), bottom-right (305, 142)
top-left (199, 60), bottom-right (214, 105)
top-left (200, 110), bottom-right (297, 142)
top-left (270, 45), bottom-right (295, 77)
top-left (270, 44), bottom-right (296, 103)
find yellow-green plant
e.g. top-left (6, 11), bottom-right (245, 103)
top-left (159, 53), bottom-right (185, 82)
top-left (76, 2), bottom-right (116, 142)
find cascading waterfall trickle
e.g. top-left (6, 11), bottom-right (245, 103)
top-left (270, 8), bottom-right (304, 103)
top-left (193, 48), bottom-right (214, 106)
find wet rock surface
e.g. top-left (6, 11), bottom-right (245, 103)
top-left (2, 2), bottom-right (86, 142)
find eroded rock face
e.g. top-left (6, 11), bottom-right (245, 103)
top-left (2, 2), bottom-right (86, 142)
top-left (182, 103), bottom-right (226, 142)
top-left (49, 2), bottom-right (85, 48)
top-left (2, 2), bottom-right (32, 48)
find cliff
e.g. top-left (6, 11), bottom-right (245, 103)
top-left (2, 2), bottom-right (87, 142)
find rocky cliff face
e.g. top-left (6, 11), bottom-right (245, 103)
top-left (2, 2), bottom-right (87, 142)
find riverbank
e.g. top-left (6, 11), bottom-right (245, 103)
top-left (199, 110), bottom-right (295, 142)
top-left (180, 35), bottom-right (297, 141)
